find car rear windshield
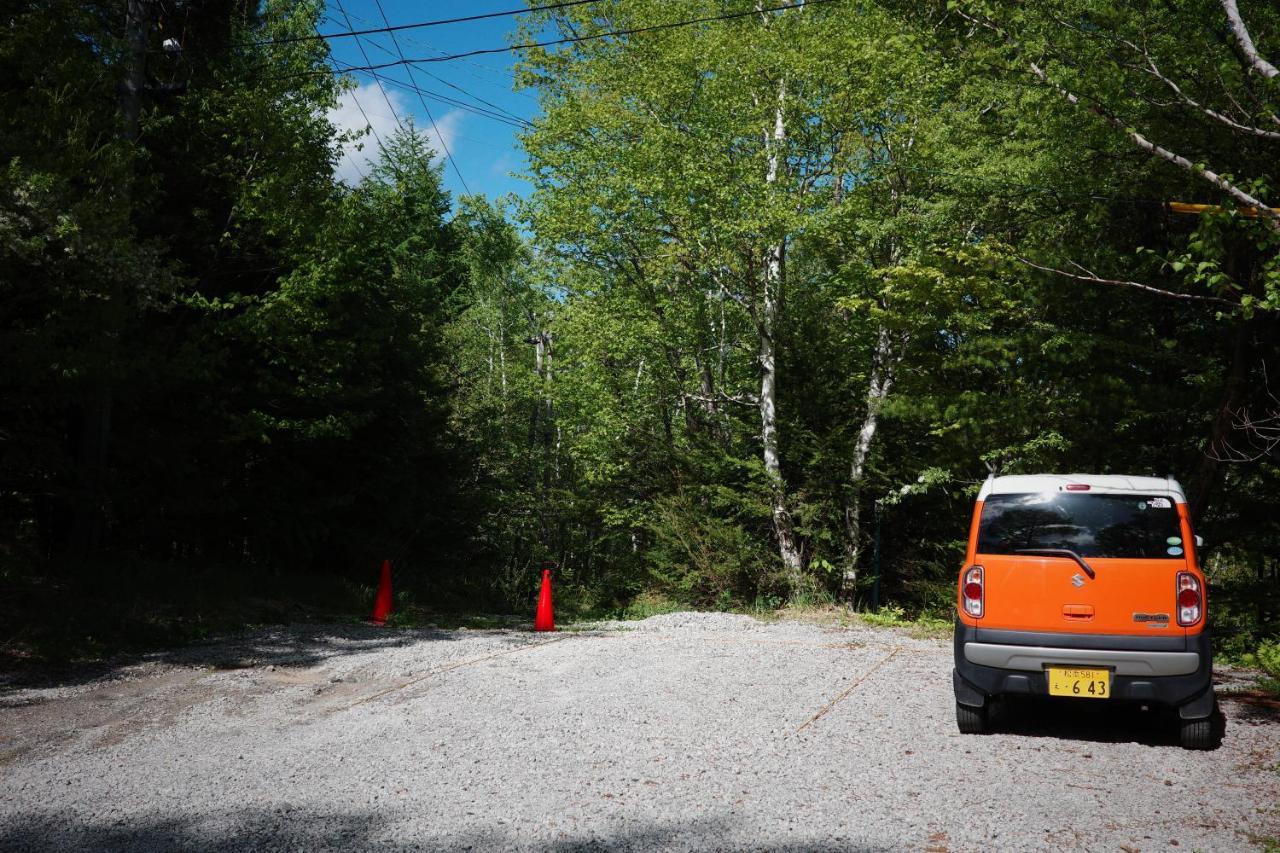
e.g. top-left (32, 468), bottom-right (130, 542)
top-left (977, 492), bottom-right (1185, 559)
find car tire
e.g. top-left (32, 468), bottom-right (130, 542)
top-left (1177, 696), bottom-right (1218, 747)
top-left (1178, 714), bottom-right (1217, 750)
top-left (956, 700), bottom-right (988, 734)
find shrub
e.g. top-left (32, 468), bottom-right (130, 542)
top-left (1244, 639), bottom-right (1280, 678)
top-left (644, 491), bottom-right (782, 608)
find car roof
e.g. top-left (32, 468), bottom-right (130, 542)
top-left (978, 474), bottom-right (1187, 504)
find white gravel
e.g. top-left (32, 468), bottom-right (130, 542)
top-left (2, 612), bottom-right (1278, 851)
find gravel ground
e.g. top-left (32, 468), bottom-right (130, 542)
top-left (1, 612), bottom-right (1278, 852)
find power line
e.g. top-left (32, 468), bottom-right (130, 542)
top-left (332, 59), bottom-right (531, 130)
top-left (333, 0), bottom-right (406, 138)
top-left (323, 16), bottom-right (534, 127)
top-left (319, 10), bottom-right (543, 105)
top-left (335, 82), bottom-right (386, 183)
top-left (397, 61), bottom-right (534, 129)
top-left (253, 0), bottom-right (608, 46)
top-left (372, 0), bottom-right (473, 195)
top-left (289, 0), bottom-right (832, 76)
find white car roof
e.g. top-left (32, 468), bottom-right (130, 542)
top-left (978, 474), bottom-right (1186, 504)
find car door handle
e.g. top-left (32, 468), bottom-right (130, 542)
top-left (1063, 604), bottom-right (1094, 619)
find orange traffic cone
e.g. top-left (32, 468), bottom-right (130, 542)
top-left (534, 567), bottom-right (555, 632)
top-left (371, 559), bottom-right (393, 625)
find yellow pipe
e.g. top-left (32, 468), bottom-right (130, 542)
top-left (1166, 201), bottom-right (1280, 218)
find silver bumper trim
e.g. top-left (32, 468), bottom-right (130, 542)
top-left (964, 642), bottom-right (1199, 677)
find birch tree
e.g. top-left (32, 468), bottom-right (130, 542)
top-left (518, 1), bottom-right (827, 586)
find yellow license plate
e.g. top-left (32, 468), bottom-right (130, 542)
top-left (1047, 666), bottom-right (1111, 699)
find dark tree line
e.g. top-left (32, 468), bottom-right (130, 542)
top-left (1, 1), bottom-right (1278, 659)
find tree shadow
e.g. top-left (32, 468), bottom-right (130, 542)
top-left (0, 623), bottom-right (539, 698)
top-left (1224, 689), bottom-right (1280, 725)
top-left (0, 808), bottom-right (890, 852)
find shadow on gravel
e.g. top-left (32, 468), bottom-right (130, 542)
top-left (1226, 691), bottom-right (1280, 725)
top-left (0, 810), bottom-right (887, 852)
top-left (0, 624), bottom-right (537, 698)
top-left (990, 695), bottom-right (1229, 748)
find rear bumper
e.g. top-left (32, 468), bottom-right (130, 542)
top-left (963, 643), bottom-right (1199, 676)
top-left (953, 619), bottom-right (1214, 718)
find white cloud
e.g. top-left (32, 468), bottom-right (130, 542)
top-left (489, 152), bottom-right (517, 177)
top-left (327, 82), bottom-right (464, 184)
top-left (423, 109), bottom-right (464, 163)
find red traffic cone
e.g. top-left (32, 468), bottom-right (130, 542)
top-left (371, 559), bottom-right (393, 625)
top-left (533, 568), bottom-right (555, 632)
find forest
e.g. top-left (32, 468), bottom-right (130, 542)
top-left (1, 0), bottom-right (1278, 665)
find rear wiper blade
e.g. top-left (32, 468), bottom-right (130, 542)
top-left (1014, 548), bottom-right (1097, 579)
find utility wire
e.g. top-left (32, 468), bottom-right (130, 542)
top-left (252, 0), bottom-right (608, 46)
top-left (373, 0), bottom-right (473, 195)
top-left (288, 0), bottom-right (832, 76)
top-left (333, 0), bottom-right (406, 137)
top-left (397, 59), bottom-right (535, 129)
top-left (320, 10), bottom-right (543, 105)
top-left (332, 58), bottom-right (531, 130)
top-left (337, 93), bottom-right (383, 184)
top-left (333, 60), bottom-right (390, 182)
top-left (326, 20), bottom-right (534, 127)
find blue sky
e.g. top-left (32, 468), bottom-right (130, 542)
top-left (322, 1), bottom-right (543, 201)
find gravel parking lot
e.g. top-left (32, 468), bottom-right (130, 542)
top-left (2, 612), bottom-right (1279, 852)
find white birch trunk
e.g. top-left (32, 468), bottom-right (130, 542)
top-left (761, 76), bottom-right (804, 579)
top-left (499, 324), bottom-right (507, 400)
top-left (842, 325), bottom-right (904, 591)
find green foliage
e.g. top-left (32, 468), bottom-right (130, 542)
top-left (1250, 641), bottom-right (1280, 679)
top-left (617, 591), bottom-right (688, 621)
top-left (644, 490), bottom-right (782, 608)
top-left (3, 0), bottom-right (1279, 640)
top-left (859, 605), bottom-right (951, 638)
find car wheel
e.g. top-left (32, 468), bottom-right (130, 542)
top-left (1177, 692), bottom-right (1222, 750)
top-left (956, 700), bottom-right (988, 734)
top-left (1178, 715), bottom-right (1216, 750)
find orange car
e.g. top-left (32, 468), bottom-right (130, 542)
top-left (952, 474), bottom-right (1217, 748)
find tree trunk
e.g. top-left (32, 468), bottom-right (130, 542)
top-left (842, 325), bottom-right (902, 594)
top-left (760, 77), bottom-right (803, 581)
top-left (1189, 318), bottom-right (1252, 522)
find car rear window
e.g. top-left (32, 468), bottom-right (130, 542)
top-left (977, 492), bottom-right (1184, 559)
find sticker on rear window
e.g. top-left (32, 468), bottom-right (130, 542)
top-left (1148, 497), bottom-right (1172, 509)
top-left (1167, 536), bottom-right (1182, 545)
top-left (1167, 546), bottom-right (1184, 556)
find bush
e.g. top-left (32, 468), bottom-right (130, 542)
top-left (644, 491), bottom-right (783, 608)
top-left (1242, 640), bottom-right (1280, 678)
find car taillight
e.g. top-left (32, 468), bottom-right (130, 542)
top-left (1177, 572), bottom-right (1202, 626)
top-left (962, 565), bottom-right (984, 618)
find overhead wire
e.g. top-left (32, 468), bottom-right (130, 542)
top-left (392, 61), bottom-right (535, 129)
top-left (332, 65), bottom-right (390, 183)
top-left (333, 0), bottom-right (406, 135)
top-left (372, 0), bottom-right (473, 194)
top-left (332, 59), bottom-right (530, 128)
top-left (330, 58), bottom-right (531, 130)
top-left (327, 20), bottom-right (534, 126)
top-left (286, 0), bottom-right (833, 77)
top-left (329, 0), bottom-right (410, 183)
top-left (252, 0), bottom-right (609, 46)
top-left (319, 10), bottom-right (542, 105)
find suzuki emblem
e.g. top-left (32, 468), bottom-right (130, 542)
top-left (1071, 574), bottom-right (1085, 588)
